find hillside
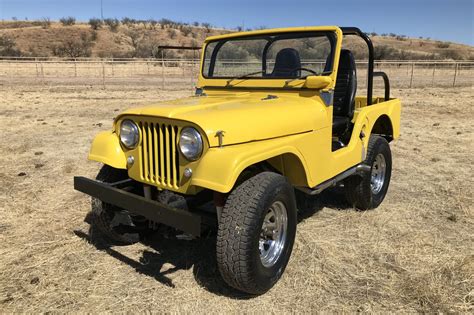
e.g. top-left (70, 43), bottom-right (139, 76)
top-left (0, 20), bottom-right (472, 60)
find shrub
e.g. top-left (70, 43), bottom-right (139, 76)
top-left (370, 32), bottom-right (377, 37)
top-left (374, 44), bottom-right (397, 59)
top-left (159, 18), bottom-right (174, 28)
top-left (148, 19), bottom-right (158, 30)
top-left (125, 29), bottom-right (143, 56)
top-left (181, 26), bottom-right (192, 36)
top-left (90, 30), bottom-right (98, 41)
top-left (190, 39), bottom-right (199, 48)
top-left (134, 19), bottom-right (145, 27)
top-left (52, 32), bottom-right (94, 58)
top-left (121, 17), bottom-right (137, 26)
top-left (104, 18), bottom-right (120, 32)
top-left (89, 18), bottom-right (102, 30)
top-left (436, 41), bottom-right (450, 48)
top-left (167, 28), bottom-right (177, 39)
top-left (201, 22), bottom-right (212, 33)
top-left (40, 17), bottom-right (51, 29)
top-left (60, 16), bottom-right (76, 26)
top-left (438, 49), bottom-right (461, 60)
top-left (0, 35), bottom-right (21, 56)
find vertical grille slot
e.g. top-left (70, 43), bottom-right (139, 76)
top-left (147, 123), bottom-right (155, 183)
top-left (139, 120), bottom-right (180, 188)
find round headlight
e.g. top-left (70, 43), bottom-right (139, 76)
top-left (179, 127), bottom-right (203, 161)
top-left (120, 119), bottom-right (139, 149)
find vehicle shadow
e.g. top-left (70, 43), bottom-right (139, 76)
top-left (296, 186), bottom-right (352, 223)
top-left (74, 188), bottom-right (351, 298)
top-left (74, 218), bottom-right (253, 299)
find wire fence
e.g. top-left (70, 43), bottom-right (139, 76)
top-left (0, 57), bottom-right (472, 89)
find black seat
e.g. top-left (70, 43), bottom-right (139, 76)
top-left (271, 48), bottom-right (301, 78)
top-left (332, 49), bottom-right (357, 135)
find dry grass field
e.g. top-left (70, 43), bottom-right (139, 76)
top-left (0, 81), bottom-right (472, 312)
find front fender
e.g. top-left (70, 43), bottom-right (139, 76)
top-left (190, 133), bottom-right (311, 193)
top-left (88, 131), bottom-right (126, 169)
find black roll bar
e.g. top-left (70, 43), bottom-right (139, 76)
top-left (340, 27), bottom-right (375, 105)
top-left (373, 72), bottom-right (390, 101)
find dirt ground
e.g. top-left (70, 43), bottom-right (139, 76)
top-left (0, 82), bottom-right (472, 312)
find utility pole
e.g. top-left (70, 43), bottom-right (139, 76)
top-left (100, 0), bottom-right (104, 20)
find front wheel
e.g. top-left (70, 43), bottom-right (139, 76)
top-left (216, 172), bottom-right (297, 295)
top-left (344, 135), bottom-right (392, 210)
top-left (90, 165), bottom-right (152, 245)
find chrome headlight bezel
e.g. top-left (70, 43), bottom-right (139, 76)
top-left (119, 119), bottom-right (140, 149)
top-left (179, 127), bottom-right (203, 161)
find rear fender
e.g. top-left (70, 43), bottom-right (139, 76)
top-left (354, 99), bottom-right (401, 151)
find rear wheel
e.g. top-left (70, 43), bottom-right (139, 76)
top-left (90, 165), bottom-right (151, 245)
top-left (344, 135), bottom-right (392, 210)
top-left (216, 172), bottom-right (297, 295)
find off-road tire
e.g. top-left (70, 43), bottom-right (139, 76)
top-left (91, 165), bottom-right (144, 245)
top-left (344, 135), bottom-right (392, 210)
top-left (216, 172), bottom-right (297, 295)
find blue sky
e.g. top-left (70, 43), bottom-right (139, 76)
top-left (0, 0), bottom-right (473, 45)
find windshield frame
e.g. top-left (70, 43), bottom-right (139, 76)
top-left (201, 30), bottom-right (337, 80)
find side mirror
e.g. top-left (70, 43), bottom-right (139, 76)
top-left (305, 76), bottom-right (332, 89)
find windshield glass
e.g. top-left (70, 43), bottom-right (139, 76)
top-left (202, 31), bottom-right (336, 79)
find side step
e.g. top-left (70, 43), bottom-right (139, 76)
top-left (297, 164), bottom-right (371, 195)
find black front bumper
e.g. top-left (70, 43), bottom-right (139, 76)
top-left (74, 176), bottom-right (202, 236)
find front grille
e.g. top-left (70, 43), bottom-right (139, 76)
top-left (138, 121), bottom-right (180, 188)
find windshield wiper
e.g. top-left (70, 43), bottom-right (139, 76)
top-left (226, 70), bottom-right (265, 85)
top-left (235, 70), bottom-right (265, 79)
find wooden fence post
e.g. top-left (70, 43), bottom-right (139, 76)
top-left (102, 60), bottom-right (106, 89)
top-left (40, 62), bottom-right (44, 79)
top-left (431, 63), bottom-right (436, 87)
top-left (409, 63), bottom-right (414, 88)
top-left (74, 58), bottom-right (77, 77)
top-left (35, 58), bottom-right (39, 77)
top-left (190, 59), bottom-right (195, 89)
top-left (161, 51), bottom-right (165, 90)
top-left (452, 63), bottom-right (458, 87)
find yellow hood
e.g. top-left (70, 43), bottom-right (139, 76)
top-left (119, 92), bottom-right (329, 147)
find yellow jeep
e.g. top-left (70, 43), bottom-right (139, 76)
top-left (75, 26), bottom-right (401, 294)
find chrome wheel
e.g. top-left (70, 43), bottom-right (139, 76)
top-left (371, 153), bottom-right (386, 194)
top-left (259, 200), bottom-right (288, 268)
